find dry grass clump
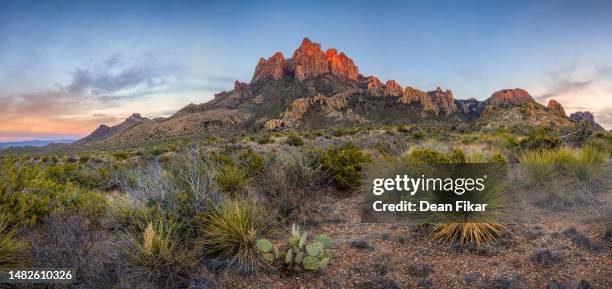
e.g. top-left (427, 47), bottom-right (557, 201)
top-left (0, 213), bottom-right (29, 270)
top-left (519, 146), bottom-right (607, 196)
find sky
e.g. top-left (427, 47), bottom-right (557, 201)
top-left (1, 0), bottom-right (611, 141)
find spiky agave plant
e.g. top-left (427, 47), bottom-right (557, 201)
top-left (401, 150), bottom-right (510, 247)
top-left (0, 213), bottom-right (28, 270)
top-left (197, 197), bottom-right (267, 272)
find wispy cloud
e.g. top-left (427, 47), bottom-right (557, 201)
top-left (536, 79), bottom-right (593, 102)
top-left (0, 55), bottom-right (177, 141)
top-left (535, 65), bottom-right (612, 129)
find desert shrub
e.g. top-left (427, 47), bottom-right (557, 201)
top-left (320, 143), bottom-right (371, 190)
top-left (396, 125), bottom-right (410, 133)
top-left (197, 197), bottom-right (267, 272)
top-left (519, 128), bottom-right (561, 150)
top-left (215, 165), bottom-right (247, 195)
top-left (332, 127), bottom-right (359, 137)
top-left (256, 224), bottom-right (332, 271)
top-left (491, 153), bottom-right (507, 164)
top-left (412, 131), bottom-right (425, 140)
top-left (0, 213), bottom-right (28, 270)
top-left (256, 134), bottom-right (274, 144)
top-left (285, 134), bottom-right (304, 146)
top-left (113, 151), bottom-right (130, 160)
top-left (31, 210), bottom-right (115, 288)
top-left (260, 150), bottom-right (328, 225)
top-left (405, 148), bottom-right (450, 163)
top-left (530, 248), bottom-right (562, 268)
top-left (118, 208), bottom-right (194, 288)
top-left (238, 148), bottom-right (264, 177)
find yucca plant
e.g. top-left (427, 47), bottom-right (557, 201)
top-left (398, 149), bottom-right (510, 247)
top-left (197, 197), bottom-right (267, 272)
top-left (118, 209), bottom-right (193, 287)
top-left (430, 222), bottom-right (507, 246)
top-left (0, 213), bottom-right (28, 270)
top-left (561, 146), bottom-right (607, 191)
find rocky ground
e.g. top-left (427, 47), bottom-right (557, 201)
top-left (217, 194), bottom-right (611, 289)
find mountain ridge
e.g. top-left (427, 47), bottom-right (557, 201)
top-left (79, 37), bottom-right (603, 145)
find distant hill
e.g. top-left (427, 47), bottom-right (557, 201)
top-left (0, 139), bottom-right (75, 149)
top-left (79, 37), bottom-right (602, 145)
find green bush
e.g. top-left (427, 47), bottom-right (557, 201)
top-left (285, 134), bottom-right (304, 146)
top-left (256, 134), bottom-right (274, 144)
top-left (405, 148), bottom-right (450, 163)
top-left (197, 197), bottom-right (267, 271)
top-left (320, 143), bottom-right (371, 190)
top-left (238, 148), bottom-right (264, 177)
top-left (113, 151), bottom-right (130, 160)
top-left (519, 128), bottom-right (561, 151)
top-left (0, 155), bottom-right (108, 226)
top-left (215, 165), bottom-right (247, 194)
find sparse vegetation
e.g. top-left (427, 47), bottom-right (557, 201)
top-left (0, 123), bottom-right (608, 288)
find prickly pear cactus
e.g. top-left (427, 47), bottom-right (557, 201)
top-left (295, 252), bottom-right (304, 264)
top-left (259, 224), bottom-right (333, 272)
top-left (285, 248), bottom-right (293, 264)
top-left (306, 241), bottom-right (323, 257)
top-left (314, 234), bottom-right (333, 249)
top-left (262, 252), bottom-right (275, 262)
top-left (302, 256), bottom-right (320, 271)
top-left (256, 239), bottom-right (273, 253)
top-left (319, 257), bottom-right (330, 270)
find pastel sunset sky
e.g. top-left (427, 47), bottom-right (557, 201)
top-left (1, 0), bottom-right (611, 141)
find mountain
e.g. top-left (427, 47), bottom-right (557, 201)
top-left (0, 139), bottom-right (75, 149)
top-left (79, 37), bottom-right (600, 145)
top-left (569, 111), bottom-right (604, 130)
top-left (77, 113), bottom-right (152, 144)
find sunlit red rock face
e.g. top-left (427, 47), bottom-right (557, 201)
top-left (326, 48), bottom-right (359, 80)
top-left (428, 87), bottom-right (457, 115)
top-left (399, 87), bottom-right (439, 114)
top-left (251, 52), bottom-right (287, 82)
top-left (384, 80), bottom-right (403, 97)
top-left (547, 99), bottom-right (565, 115)
top-left (485, 88), bottom-right (534, 108)
top-left (252, 38), bottom-right (360, 83)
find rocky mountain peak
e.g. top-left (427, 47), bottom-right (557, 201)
top-left (127, 113), bottom-right (144, 121)
top-left (234, 80), bottom-right (248, 90)
top-left (251, 52), bottom-right (287, 82)
top-left (251, 37), bottom-right (360, 83)
top-left (486, 88), bottom-right (534, 108)
top-left (384, 80), bottom-right (403, 97)
top-left (428, 87), bottom-right (457, 115)
top-left (570, 111), bottom-right (604, 130)
top-left (547, 99), bottom-right (565, 115)
top-left (326, 48), bottom-right (359, 80)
